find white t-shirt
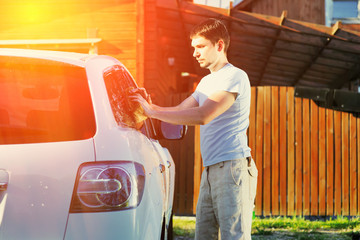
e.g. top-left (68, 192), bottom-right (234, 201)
top-left (192, 63), bottom-right (251, 167)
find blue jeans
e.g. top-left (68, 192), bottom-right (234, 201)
top-left (195, 158), bottom-right (258, 240)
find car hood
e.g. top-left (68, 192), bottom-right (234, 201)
top-left (0, 139), bottom-right (95, 240)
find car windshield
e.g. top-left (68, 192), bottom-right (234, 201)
top-left (0, 56), bottom-right (96, 144)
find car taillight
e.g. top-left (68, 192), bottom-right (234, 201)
top-left (69, 161), bottom-right (145, 213)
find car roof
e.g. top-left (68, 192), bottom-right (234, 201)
top-left (0, 48), bottom-right (96, 67)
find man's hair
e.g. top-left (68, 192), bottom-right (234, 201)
top-left (190, 18), bottom-right (230, 53)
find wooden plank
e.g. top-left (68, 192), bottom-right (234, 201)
top-left (302, 99), bottom-right (311, 216)
top-left (167, 95), bottom-right (180, 215)
top-left (287, 87), bottom-right (295, 216)
top-left (305, 69), bottom-right (341, 81)
top-left (279, 87), bottom-right (287, 216)
top-left (264, 68), bottom-right (299, 79)
top-left (321, 49), bottom-right (360, 64)
top-left (328, 39), bottom-right (360, 55)
top-left (271, 87), bottom-right (279, 215)
top-left (179, 94), bottom-right (193, 215)
top-left (334, 111), bottom-right (342, 215)
top-left (326, 109), bottom-right (334, 216)
top-left (249, 87), bottom-right (257, 156)
top-left (185, 127), bottom-right (194, 214)
top-left (269, 56), bottom-right (309, 69)
top-left (342, 112), bottom-right (350, 216)
top-left (174, 94), bottom-right (185, 213)
top-left (298, 74), bottom-right (336, 84)
top-left (318, 106), bottom-right (326, 216)
top-left (249, 86), bottom-right (258, 213)
top-left (273, 49), bottom-right (313, 62)
top-left (349, 114), bottom-right (357, 216)
top-left (310, 61), bottom-right (350, 74)
top-left (279, 31), bottom-right (326, 47)
top-left (358, 117), bottom-right (360, 215)
top-left (266, 62), bottom-right (303, 74)
top-left (171, 94), bottom-right (185, 215)
top-left (193, 125), bottom-right (202, 214)
top-left (136, 0), bottom-right (145, 87)
top-left (263, 87), bottom-right (271, 216)
top-left (310, 100), bottom-right (319, 216)
top-left (276, 40), bottom-right (320, 55)
top-left (255, 87), bottom-right (264, 216)
top-left (295, 96), bottom-right (303, 215)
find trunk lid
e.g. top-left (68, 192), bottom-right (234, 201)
top-left (0, 140), bottom-right (95, 240)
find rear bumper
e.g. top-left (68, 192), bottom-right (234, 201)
top-left (64, 187), bottom-right (163, 240)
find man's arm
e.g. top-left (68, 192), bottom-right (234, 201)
top-left (131, 88), bottom-right (199, 111)
top-left (152, 95), bottom-right (199, 112)
top-left (132, 91), bottom-right (236, 126)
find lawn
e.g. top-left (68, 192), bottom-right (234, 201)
top-left (173, 216), bottom-right (360, 240)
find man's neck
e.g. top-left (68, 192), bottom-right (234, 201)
top-left (209, 60), bottom-right (229, 73)
top-left (207, 52), bottom-right (229, 72)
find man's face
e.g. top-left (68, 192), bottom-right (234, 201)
top-left (191, 36), bottom-right (220, 70)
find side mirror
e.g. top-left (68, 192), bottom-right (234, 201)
top-left (160, 122), bottom-right (187, 140)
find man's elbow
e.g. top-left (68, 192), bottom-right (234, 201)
top-left (198, 115), bottom-right (212, 125)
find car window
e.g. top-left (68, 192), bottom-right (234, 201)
top-left (0, 56), bottom-right (96, 144)
top-left (103, 65), bottom-right (148, 131)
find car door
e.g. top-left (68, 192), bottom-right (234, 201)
top-left (142, 120), bottom-right (175, 220)
top-left (101, 64), bottom-right (177, 237)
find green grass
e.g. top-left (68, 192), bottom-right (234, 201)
top-left (173, 216), bottom-right (196, 237)
top-left (173, 216), bottom-right (360, 239)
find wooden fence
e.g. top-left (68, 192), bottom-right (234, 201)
top-left (159, 86), bottom-right (360, 217)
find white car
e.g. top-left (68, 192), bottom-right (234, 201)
top-left (0, 48), bottom-right (184, 240)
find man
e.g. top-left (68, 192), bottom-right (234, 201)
top-left (132, 18), bottom-right (258, 240)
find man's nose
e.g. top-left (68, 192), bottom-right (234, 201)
top-left (193, 49), bottom-right (199, 58)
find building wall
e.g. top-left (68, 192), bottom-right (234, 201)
top-left (0, 0), bottom-right (140, 82)
top-left (144, 0), bottom-right (196, 101)
top-left (246, 0), bottom-right (325, 24)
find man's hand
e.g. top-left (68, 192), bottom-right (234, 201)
top-left (129, 88), bottom-right (152, 104)
top-left (128, 88), bottom-right (155, 118)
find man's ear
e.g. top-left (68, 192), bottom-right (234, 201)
top-left (217, 40), bottom-right (225, 52)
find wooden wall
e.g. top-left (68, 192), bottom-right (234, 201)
top-left (143, 0), bottom-right (197, 101)
top-left (144, 0), bottom-right (175, 100)
top-left (250, 86), bottom-right (360, 217)
top-left (0, 0), bottom-right (140, 83)
top-left (243, 0), bottom-right (325, 25)
top-left (165, 87), bottom-right (360, 217)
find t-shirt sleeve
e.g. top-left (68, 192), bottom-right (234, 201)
top-left (191, 90), bottom-right (200, 103)
top-left (220, 69), bottom-right (248, 96)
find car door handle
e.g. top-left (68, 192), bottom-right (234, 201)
top-left (0, 169), bottom-right (9, 191)
top-left (159, 164), bottom-right (165, 173)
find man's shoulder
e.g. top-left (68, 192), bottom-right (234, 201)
top-left (227, 64), bottom-right (248, 77)
top-left (219, 65), bottom-right (249, 86)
